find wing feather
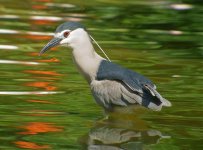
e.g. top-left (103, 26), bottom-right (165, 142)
top-left (93, 60), bottom-right (171, 111)
top-left (96, 60), bottom-right (155, 94)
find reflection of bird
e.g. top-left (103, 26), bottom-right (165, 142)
top-left (79, 117), bottom-right (171, 150)
top-left (79, 109), bottom-right (170, 150)
top-left (87, 127), bottom-right (169, 149)
top-left (40, 22), bottom-right (171, 111)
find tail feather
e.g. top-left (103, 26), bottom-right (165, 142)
top-left (161, 98), bottom-right (172, 107)
top-left (143, 84), bottom-right (172, 111)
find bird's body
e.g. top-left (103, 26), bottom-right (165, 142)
top-left (40, 22), bottom-right (171, 112)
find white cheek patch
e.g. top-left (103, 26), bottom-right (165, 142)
top-left (55, 28), bottom-right (85, 48)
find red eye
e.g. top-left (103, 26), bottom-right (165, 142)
top-left (63, 31), bottom-right (70, 37)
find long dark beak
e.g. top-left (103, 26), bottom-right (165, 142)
top-left (39, 37), bottom-right (62, 56)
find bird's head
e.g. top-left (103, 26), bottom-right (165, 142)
top-left (39, 21), bottom-right (86, 55)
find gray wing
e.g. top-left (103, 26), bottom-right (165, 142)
top-left (90, 80), bottom-right (141, 110)
top-left (95, 60), bottom-right (171, 111)
top-left (97, 60), bottom-right (155, 93)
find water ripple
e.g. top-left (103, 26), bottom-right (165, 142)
top-left (0, 45), bottom-right (18, 50)
top-left (0, 29), bottom-right (19, 34)
top-left (0, 15), bottom-right (19, 19)
top-left (31, 16), bottom-right (62, 21)
top-left (27, 31), bottom-right (54, 36)
top-left (0, 59), bottom-right (41, 65)
top-left (45, 3), bottom-right (75, 8)
top-left (0, 91), bottom-right (64, 95)
top-left (0, 28), bottom-right (53, 36)
top-left (170, 3), bottom-right (193, 10)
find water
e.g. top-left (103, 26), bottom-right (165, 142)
top-left (0, 0), bottom-right (202, 149)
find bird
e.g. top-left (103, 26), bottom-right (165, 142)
top-left (39, 21), bottom-right (171, 112)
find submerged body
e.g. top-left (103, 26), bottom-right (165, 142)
top-left (40, 22), bottom-right (171, 111)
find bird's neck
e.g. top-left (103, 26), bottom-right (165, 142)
top-left (70, 32), bottom-right (104, 83)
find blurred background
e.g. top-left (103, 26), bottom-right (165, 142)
top-left (0, 0), bottom-right (202, 149)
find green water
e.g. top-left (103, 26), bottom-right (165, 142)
top-left (0, 0), bottom-right (202, 149)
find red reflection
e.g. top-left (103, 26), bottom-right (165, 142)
top-left (27, 53), bottom-right (60, 59)
top-left (28, 52), bottom-right (39, 56)
top-left (18, 122), bottom-right (63, 135)
top-left (32, 5), bottom-right (48, 10)
top-left (34, 76), bottom-right (58, 80)
top-left (32, 20), bottom-right (56, 25)
top-left (27, 52), bottom-right (40, 56)
top-left (24, 70), bottom-right (62, 76)
top-left (25, 81), bottom-right (57, 91)
top-left (37, 58), bottom-right (60, 63)
top-left (14, 141), bottom-right (50, 149)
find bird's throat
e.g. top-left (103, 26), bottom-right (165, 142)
top-left (72, 46), bottom-right (104, 84)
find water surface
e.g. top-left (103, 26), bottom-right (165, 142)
top-left (0, 0), bottom-right (202, 149)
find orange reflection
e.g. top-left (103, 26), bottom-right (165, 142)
top-left (27, 99), bottom-right (56, 104)
top-left (14, 141), bottom-right (50, 149)
top-left (18, 122), bottom-right (63, 135)
top-left (32, 20), bottom-right (56, 25)
top-left (25, 81), bottom-right (57, 91)
top-left (37, 58), bottom-right (60, 63)
top-left (27, 53), bottom-right (60, 59)
top-left (24, 70), bottom-right (62, 76)
top-left (34, 76), bottom-right (58, 80)
top-left (28, 52), bottom-right (40, 56)
top-left (32, 5), bottom-right (48, 10)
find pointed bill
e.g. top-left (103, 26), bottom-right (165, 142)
top-left (39, 37), bottom-right (62, 56)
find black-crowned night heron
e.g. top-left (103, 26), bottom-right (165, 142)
top-left (39, 22), bottom-right (171, 111)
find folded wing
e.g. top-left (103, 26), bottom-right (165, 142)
top-left (95, 60), bottom-right (171, 111)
